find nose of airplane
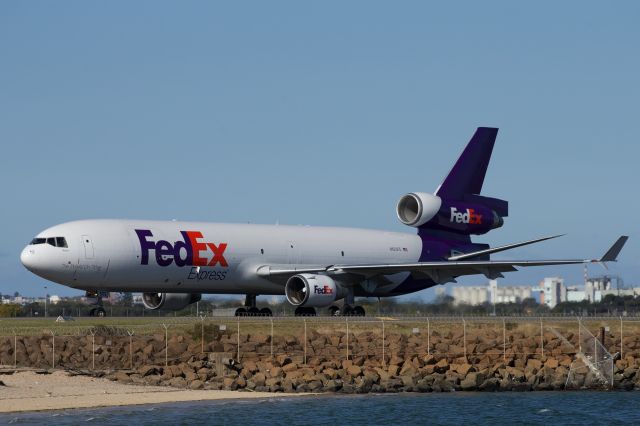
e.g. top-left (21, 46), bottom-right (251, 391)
top-left (20, 246), bottom-right (37, 271)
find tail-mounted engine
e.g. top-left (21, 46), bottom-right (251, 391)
top-left (396, 192), bottom-right (506, 235)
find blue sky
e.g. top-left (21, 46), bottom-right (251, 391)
top-left (1, 1), bottom-right (637, 299)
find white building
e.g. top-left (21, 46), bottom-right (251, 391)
top-left (452, 286), bottom-right (489, 305)
top-left (452, 280), bottom-right (533, 306)
top-left (541, 277), bottom-right (565, 308)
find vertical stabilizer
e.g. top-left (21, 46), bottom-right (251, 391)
top-left (435, 127), bottom-right (498, 199)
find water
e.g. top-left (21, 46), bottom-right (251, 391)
top-left (2, 392), bottom-right (639, 425)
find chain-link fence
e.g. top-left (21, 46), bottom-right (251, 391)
top-left (0, 317), bottom-right (638, 378)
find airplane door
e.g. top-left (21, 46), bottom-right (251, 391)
top-left (82, 235), bottom-right (95, 259)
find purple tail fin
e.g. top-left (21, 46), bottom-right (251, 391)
top-left (435, 127), bottom-right (498, 199)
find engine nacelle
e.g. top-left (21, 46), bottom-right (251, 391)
top-left (285, 274), bottom-right (345, 308)
top-left (141, 293), bottom-right (201, 311)
top-left (396, 192), bottom-right (442, 227)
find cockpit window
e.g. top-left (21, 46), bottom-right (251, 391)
top-left (32, 236), bottom-right (68, 247)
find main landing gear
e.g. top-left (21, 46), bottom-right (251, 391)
top-left (86, 291), bottom-right (107, 317)
top-left (328, 289), bottom-right (366, 316)
top-left (235, 294), bottom-right (273, 317)
top-left (328, 304), bottom-right (366, 316)
top-left (294, 307), bottom-right (317, 316)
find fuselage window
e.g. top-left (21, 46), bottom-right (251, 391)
top-left (47, 237), bottom-right (56, 247)
top-left (30, 238), bottom-right (46, 245)
top-left (56, 237), bottom-right (68, 248)
top-left (260, 248), bottom-right (264, 255)
top-left (341, 251), bottom-right (345, 257)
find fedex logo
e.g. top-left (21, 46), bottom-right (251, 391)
top-left (450, 207), bottom-right (482, 225)
top-left (314, 285), bottom-right (334, 295)
top-left (135, 229), bottom-right (228, 268)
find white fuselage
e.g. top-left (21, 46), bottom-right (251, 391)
top-left (21, 219), bottom-right (422, 296)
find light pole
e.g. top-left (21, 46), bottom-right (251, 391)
top-left (44, 286), bottom-right (48, 318)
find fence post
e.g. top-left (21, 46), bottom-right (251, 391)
top-left (381, 320), bottom-right (385, 366)
top-left (345, 317), bottom-right (349, 361)
top-left (200, 315), bottom-right (206, 353)
top-left (502, 318), bottom-right (506, 362)
top-left (90, 330), bottom-right (96, 370)
top-left (427, 318), bottom-right (430, 356)
top-left (236, 318), bottom-right (240, 361)
top-left (270, 318), bottom-right (274, 358)
top-left (50, 330), bottom-right (55, 369)
top-left (162, 324), bottom-right (169, 367)
top-left (127, 330), bottom-right (134, 369)
top-left (540, 317), bottom-right (544, 357)
top-left (620, 316), bottom-right (623, 360)
top-left (303, 319), bottom-right (307, 365)
top-left (462, 318), bottom-right (467, 360)
top-left (13, 330), bottom-right (17, 368)
top-left (578, 317), bottom-right (582, 353)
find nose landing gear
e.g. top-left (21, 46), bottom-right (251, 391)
top-left (86, 291), bottom-right (107, 317)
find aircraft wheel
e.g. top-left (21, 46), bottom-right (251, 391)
top-left (328, 305), bottom-right (341, 317)
top-left (95, 307), bottom-right (107, 317)
top-left (235, 307), bottom-right (248, 317)
top-left (352, 306), bottom-right (365, 317)
top-left (259, 307), bottom-right (273, 317)
top-left (341, 305), bottom-right (353, 316)
top-left (89, 308), bottom-right (96, 317)
top-left (294, 307), bottom-right (316, 317)
top-left (247, 307), bottom-right (260, 316)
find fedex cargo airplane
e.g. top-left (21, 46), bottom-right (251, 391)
top-left (20, 128), bottom-right (628, 317)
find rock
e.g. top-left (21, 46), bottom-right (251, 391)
top-left (453, 363), bottom-right (474, 376)
top-left (189, 380), bottom-right (204, 390)
top-left (460, 372), bottom-right (485, 391)
top-left (415, 379), bottom-right (432, 392)
top-left (381, 377), bottom-right (404, 392)
top-left (347, 365), bottom-right (362, 377)
top-left (623, 367), bottom-right (636, 380)
top-left (432, 378), bottom-right (454, 392)
top-left (168, 377), bottom-right (188, 388)
top-left (527, 359), bottom-right (542, 370)
top-left (544, 358), bottom-right (559, 369)
top-left (282, 363), bottom-right (298, 373)
top-left (114, 372), bottom-right (131, 383)
top-left (265, 377), bottom-right (281, 388)
top-left (324, 379), bottom-right (342, 392)
top-left (138, 365), bottom-right (160, 377)
top-left (478, 378), bottom-right (500, 392)
top-left (434, 359), bottom-right (449, 374)
top-left (184, 370), bottom-right (198, 382)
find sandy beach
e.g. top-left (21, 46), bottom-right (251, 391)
top-left (0, 371), bottom-right (298, 413)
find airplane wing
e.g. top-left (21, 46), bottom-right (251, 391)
top-left (257, 236), bottom-right (628, 284)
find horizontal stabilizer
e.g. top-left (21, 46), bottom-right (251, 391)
top-left (447, 234), bottom-right (564, 261)
top-left (599, 236), bottom-right (629, 262)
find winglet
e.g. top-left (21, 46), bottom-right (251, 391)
top-left (599, 236), bottom-right (629, 262)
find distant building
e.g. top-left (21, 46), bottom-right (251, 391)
top-left (489, 280), bottom-right (532, 304)
top-left (452, 286), bottom-right (489, 305)
top-left (541, 277), bottom-right (565, 308)
top-left (452, 280), bottom-right (532, 306)
top-left (49, 295), bottom-right (62, 304)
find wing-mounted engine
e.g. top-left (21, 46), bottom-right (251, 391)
top-left (285, 274), bottom-right (347, 308)
top-left (142, 292), bottom-right (201, 311)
